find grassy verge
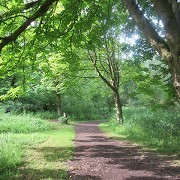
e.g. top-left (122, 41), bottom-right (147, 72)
top-left (15, 124), bottom-right (74, 180)
top-left (99, 107), bottom-right (180, 155)
top-left (0, 108), bottom-right (75, 180)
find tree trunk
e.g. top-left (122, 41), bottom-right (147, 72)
top-left (167, 56), bottom-right (180, 98)
top-left (152, 0), bottom-right (180, 98)
top-left (87, 35), bottom-right (123, 124)
top-left (57, 94), bottom-right (62, 116)
top-left (114, 91), bottom-right (123, 124)
top-left (122, 0), bottom-right (180, 99)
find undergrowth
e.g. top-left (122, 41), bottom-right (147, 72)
top-left (0, 133), bottom-right (47, 173)
top-left (0, 106), bottom-right (75, 179)
top-left (100, 107), bottom-right (180, 155)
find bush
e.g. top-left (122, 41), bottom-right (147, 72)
top-left (0, 114), bottom-right (51, 133)
top-left (103, 107), bottom-right (180, 154)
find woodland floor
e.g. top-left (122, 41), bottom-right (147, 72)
top-left (67, 121), bottom-right (180, 180)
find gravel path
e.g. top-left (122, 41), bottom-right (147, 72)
top-left (67, 121), bottom-right (180, 180)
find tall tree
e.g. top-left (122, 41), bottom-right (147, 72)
top-left (39, 47), bottom-right (80, 116)
top-left (87, 33), bottom-right (123, 124)
top-left (122, 0), bottom-right (180, 98)
top-left (1, 0), bottom-right (179, 101)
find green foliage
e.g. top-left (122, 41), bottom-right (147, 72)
top-left (0, 125), bottom-right (74, 179)
top-left (34, 111), bottom-right (59, 120)
top-left (62, 78), bottom-right (113, 120)
top-left (100, 107), bottom-right (180, 155)
top-left (0, 86), bottom-right (24, 100)
top-left (0, 106), bottom-right (75, 179)
top-left (0, 106), bottom-right (51, 133)
top-left (2, 86), bottom-right (57, 114)
top-left (63, 95), bottom-right (108, 121)
top-left (0, 133), bottom-right (47, 172)
top-left (58, 115), bottom-right (68, 124)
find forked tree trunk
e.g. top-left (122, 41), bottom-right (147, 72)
top-left (88, 35), bottom-right (123, 124)
top-left (122, 0), bottom-right (180, 99)
top-left (57, 94), bottom-right (62, 116)
top-left (114, 91), bottom-right (123, 124)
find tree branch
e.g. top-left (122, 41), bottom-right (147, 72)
top-left (0, 0), bottom-right (58, 52)
top-left (168, 0), bottom-right (180, 25)
top-left (24, 0), bottom-right (42, 10)
top-left (121, 0), bottom-right (171, 60)
top-left (152, 0), bottom-right (180, 57)
top-left (87, 48), bottom-right (116, 92)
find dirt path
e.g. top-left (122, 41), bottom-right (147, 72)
top-left (67, 121), bottom-right (179, 180)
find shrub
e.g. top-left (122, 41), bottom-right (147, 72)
top-left (103, 107), bottom-right (180, 154)
top-left (0, 114), bottom-right (51, 133)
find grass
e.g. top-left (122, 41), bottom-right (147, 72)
top-left (14, 124), bottom-right (74, 180)
top-left (99, 107), bottom-right (180, 155)
top-left (0, 106), bottom-right (52, 133)
top-left (0, 133), bottom-right (47, 173)
top-left (0, 106), bottom-right (75, 180)
top-left (0, 116), bottom-right (51, 133)
top-left (2, 104), bottom-right (179, 178)
top-left (33, 111), bottom-right (60, 120)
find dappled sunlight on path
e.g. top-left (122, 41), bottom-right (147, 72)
top-left (68, 121), bottom-right (180, 180)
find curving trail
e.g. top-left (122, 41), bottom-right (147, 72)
top-left (67, 121), bottom-right (180, 180)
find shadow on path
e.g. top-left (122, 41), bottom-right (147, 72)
top-left (68, 121), bottom-right (180, 180)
